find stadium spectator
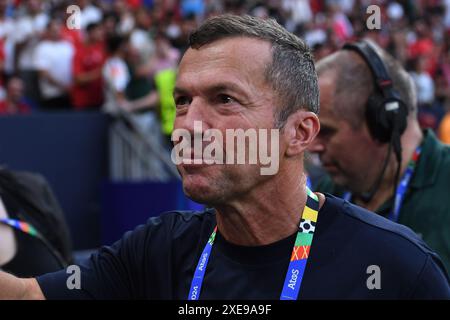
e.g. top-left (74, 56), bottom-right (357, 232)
top-left (0, 0), bottom-right (14, 78)
top-left (410, 56), bottom-right (435, 106)
top-left (125, 7), bottom-right (155, 105)
top-left (12, 0), bottom-right (48, 106)
top-left (138, 33), bottom-right (180, 77)
top-left (71, 22), bottom-right (106, 110)
top-left (0, 38), bottom-right (5, 96)
top-left (143, 33), bottom-right (180, 136)
top-left (34, 18), bottom-right (74, 110)
top-left (101, 11), bottom-right (120, 38)
top-left (76, 0), bottom-right (102, 30)
top-left (129, 8), bottom-right (155, 65)
top-left (0, 0), bottom-right (445, 125)
top-left (0, 75), bottom-right (32, 115)
top-left (102, 34), bottom-right (131, 113)
top-left (111, 0), bottom-right (135, 35)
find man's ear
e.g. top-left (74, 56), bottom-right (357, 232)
top-left (283, 110), bottom-right (320, 157)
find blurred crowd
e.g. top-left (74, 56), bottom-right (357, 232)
top-left (0, 0), bottom-right (450, 142)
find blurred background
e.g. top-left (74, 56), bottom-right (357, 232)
top-left (0, 0), bottom-right (449, 256)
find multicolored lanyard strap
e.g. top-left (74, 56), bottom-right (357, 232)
top-left (343, 146), bottom-right (422, 222)
top-left (0, 216), bottom-right (68, 267)
top-left (188, 187), bottom-right (320, 300)
top-left (0, 217), bottom-right (42, 239)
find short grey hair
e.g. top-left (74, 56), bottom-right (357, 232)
top-left (188, 14), bottom-right (319, 128)
top-left (316, 40), bottom-right (417, 128)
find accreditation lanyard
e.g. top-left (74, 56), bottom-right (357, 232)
top-left (0, 217), bottom-right (41, 238)
top-left (188, 187), bottom-right (320, 300)
top-left (343, 146), bottom-right (422, 222)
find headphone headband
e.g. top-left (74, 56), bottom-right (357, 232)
top-left (342, 41), bottom-right (394, 98)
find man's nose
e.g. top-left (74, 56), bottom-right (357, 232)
top-left (177, 98), bottom-right (211, 133)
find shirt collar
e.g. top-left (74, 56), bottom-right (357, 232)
top-left (373, 129), bottom-right (441, 215)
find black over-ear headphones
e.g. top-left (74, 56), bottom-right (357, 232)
top-left (342, 40), bottom-right (408, 144)
top-left (342, 40), bottom-right (409, 201)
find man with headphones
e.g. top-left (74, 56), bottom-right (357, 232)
top-left (310, 40), bottom-right (450, 272)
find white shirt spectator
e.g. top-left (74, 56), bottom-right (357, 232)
top-left (410, 71), bottom-right (435, 105)
top-left (305, 28), bottom-right (327, 48)
top-left (0, 17), bottom-right (16, 74)
top-left (387, 2), bottom-right (404, 21)
top-left (102, 57), bottom-right (130, 113)
top-left (34, 40), bottom-right (74, 99)
top-left (445, 0), bottom-right (450, 28)
top-left (282, 0), bottom-right (313, 26)
top-left (0, 16), bottom-right (14, 39)
top-left (117, 13), bottom-right (135, 35)
top-left (13, 13), bottom-right (49, 70)
top-left (130, 29), bottom-right (155, 63)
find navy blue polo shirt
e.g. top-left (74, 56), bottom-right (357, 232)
top-left (37, 195), bottom-right (450, 299)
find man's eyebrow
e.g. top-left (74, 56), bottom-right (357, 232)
top-left (173, 87), bottom-right (189, 96)
top-left (174, 82), bottom-right (248, 97)
top-left (205, 83), bottom-right (245, 95)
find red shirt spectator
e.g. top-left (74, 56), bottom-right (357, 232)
top-left (0, 38), bottom-right (5, 88)
top-left (0, 100), bottom-right (30, 114)
top-left (71, 23), bottom-right (106, 110)
top-left (61, 27), bottom-right (83, 49)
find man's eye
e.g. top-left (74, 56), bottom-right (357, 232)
top-left (217, 94), bottom-right (235, 105)
top-left (175, 96), bottom-right (191, 106)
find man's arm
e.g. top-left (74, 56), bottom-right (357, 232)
top-left (38, 70), bottom-right (70, 92)
top-left (409, 255), bottom-right (450, 299)
top-left (126, 91), bottom-right (159, 112)
top-left (0, 271), bottom-right (45, 300)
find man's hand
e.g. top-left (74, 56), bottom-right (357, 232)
top-left (0, 271), bottom-right (45, 300)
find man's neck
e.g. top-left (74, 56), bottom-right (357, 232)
top-left (354, 122), bottom-right (423, 212)
top-left (214, 170), bottom-right (324, 246)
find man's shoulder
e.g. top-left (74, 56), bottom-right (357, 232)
top-left (137, 208), bottom-right (216, 239)
top-left (322, 194), bottom-right (441, 260)
top-left (421, 129), bottom-right (450, 171)
top-left (436, 139), bottom-right (450, 170)
top-left (412, 131), bottom-right (450, 204)
top-left (151, 208), bottom-right (215, 224)
top-left (321, 195), bottom-right (449, 292)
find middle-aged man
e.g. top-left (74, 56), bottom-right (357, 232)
top-left (0, 15), bottom-right (449, 300)
top-left (309, 40), bottom-right (450, 272)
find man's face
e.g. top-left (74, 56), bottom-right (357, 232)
top-left (173, 37), bottom-right (279, 205)
top-left (89, 25), bottom-right (104, 43)
top-left (309, 72), bottom-right (385, 192)
top-left (48, 21), bottom-right (62, 40)
top-left (7, 78), bottom-right (24, 102)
